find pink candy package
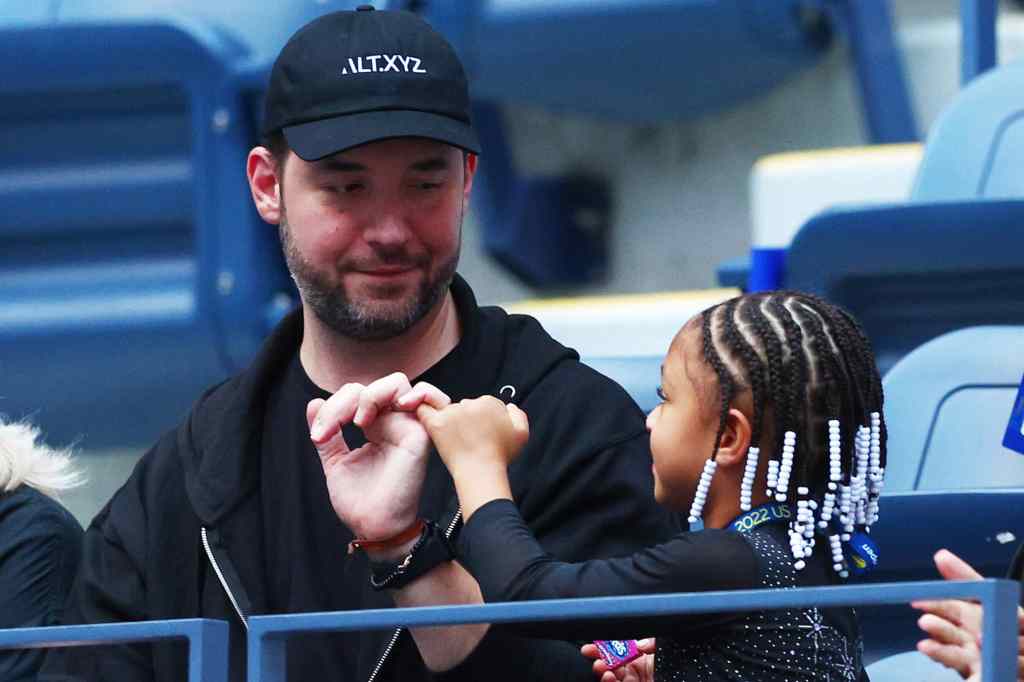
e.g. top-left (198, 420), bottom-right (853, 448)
top-left (592, 639), bottom-right (641, 669)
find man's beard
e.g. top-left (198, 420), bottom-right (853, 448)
top-left (280, 213), bottom-right (460, 341)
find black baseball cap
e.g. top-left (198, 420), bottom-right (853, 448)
top-left (262, 6), bottom-right (480, 160)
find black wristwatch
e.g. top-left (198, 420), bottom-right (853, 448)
top-left (368, 520), bottom-right (456, 591)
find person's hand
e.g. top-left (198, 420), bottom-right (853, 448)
top-left (580, 638), bottom-right (656, 682)
top-left (912, 549), bottom-right (1024, 681)
top-left (416, 396), bottom-right (529, 478)
top-left (307, 373), bottom-right (449, 542)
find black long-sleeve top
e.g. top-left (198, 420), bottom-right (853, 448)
top-left (0, 485), bottom-right (83, 682)
top-left (460, 499), bottom-right (868, 682)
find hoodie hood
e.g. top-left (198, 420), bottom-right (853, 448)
top-left (179, 306), bottom-right (302, 526)
top-left (178, 275), bottom-right (578, 526)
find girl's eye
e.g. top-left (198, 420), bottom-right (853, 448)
top-left (343, 183), bottom-right (365, 193)
top-left (417, 181), bottom-right (442, 191)
top-left (656, 386), bottom-right (667, 401)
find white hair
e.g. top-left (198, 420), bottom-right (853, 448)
top-left (0, 417), bottom-right (85, 499)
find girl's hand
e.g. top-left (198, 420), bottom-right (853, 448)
top-left (417, 396), bottom-right (529, 477)
top-left (580, 638), bottom-right (656, 682)
top-left (417, 396), bottom-right (529, 520)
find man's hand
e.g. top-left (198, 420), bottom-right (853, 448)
top-left (307, 373), bottom-right (449, 542)
top-left (580, 638), bottom-right (656, 682)
top-left (912, 549), bottom-right (1024, 681)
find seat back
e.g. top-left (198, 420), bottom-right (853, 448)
top-left (913, 56), bottom-right (1024, 201)
top-left (880, 325), bottom-right (1024, 492)
top-left (864, 650), bottom-right (962, 680)
top-left (785, 200), bottom-right (1024, 372)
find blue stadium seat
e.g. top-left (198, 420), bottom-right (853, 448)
top-left (0, 19), bottom-right (282, 448)
top-left (784, 200), bottom-right (1024, 373)
top-left (583, 356), bottom-right (663, 414)
top-left (854, 325), bottom-right (1024, 663)
top-left (771, 14), bottom-right (1024, 368)
top-left (913, 56), bottom-right (1024, 201)
top-left (881, 325), bottom-right (1024, 492)
top-left (865, 650), bottom-right (961, 681)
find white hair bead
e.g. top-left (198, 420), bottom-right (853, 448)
top-left (739, 447), bottom-right (760, 511)
top-left (687, 458), bottom-right (717, 523)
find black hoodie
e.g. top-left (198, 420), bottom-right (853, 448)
top-left (45, 276), bottom-right (680, 682)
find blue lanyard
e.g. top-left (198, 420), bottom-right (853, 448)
top-left (729, 503), bottom-right (792, 534)
top-left (728, 502), bottom-right (881, 575)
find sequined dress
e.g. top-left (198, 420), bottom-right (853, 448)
top-left (459, 499), bottom-right (867, 681)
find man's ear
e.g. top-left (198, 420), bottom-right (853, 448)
top-left (247, 146), bottom-right (283, 225)
top-left (462, 152), bottom-right (478, 204)
top-left (714, 407), bottom-right (752, 469)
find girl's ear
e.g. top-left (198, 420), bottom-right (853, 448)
top-left (715, 407), bottom-right (752, 468)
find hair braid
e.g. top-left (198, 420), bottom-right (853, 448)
top-left (767, 296), bottom-right (809, 477)
top-left (722, 298), bottom-right (768, 448)
top-left (834, 307), bottom-right (888, 470)
top-left (746, 295), bottom-right (787, 453)
top-left (701, 304), bottom-right (735, 460)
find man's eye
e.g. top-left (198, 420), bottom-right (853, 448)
top-left (343, 182), bottom-right (365, 193)
top-left (656, 386), bottom-right (667, 401)
top-left (416, 181), bottom-right (442, 190)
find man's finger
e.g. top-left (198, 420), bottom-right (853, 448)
top-left (306, 398), bottom-right (326, 430)
top-left (934, 549), bottom-right (984, 581)
top-left (310, 383), bottom-right (364, 445)
top-left (396, 382), bottom-right (452, 411)
top-left (308, 398), bottom-right (353, 462)
top-left (354, 372), bottom-right (412, 428)
top-left (917, 638), bottom-right (974, 678)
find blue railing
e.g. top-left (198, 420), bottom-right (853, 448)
top-left (0, 581), bottom-right (1016, 680)
top-left (248, 579), bottom-right (1020, 682)
top-left (0, 618), bottom-right (229, 682)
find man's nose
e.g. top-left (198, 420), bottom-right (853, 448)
top-left (363, 210), bottom-right (411, 246)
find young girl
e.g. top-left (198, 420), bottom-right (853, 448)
top-left (417, 291), bottom-right (885, 681)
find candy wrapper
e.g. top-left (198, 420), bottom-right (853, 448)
top-left (593, 639), bottom-right (641, 669)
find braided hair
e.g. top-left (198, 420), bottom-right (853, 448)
top-left (693, 291), bottom-right (886, 574)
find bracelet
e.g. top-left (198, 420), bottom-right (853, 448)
top-left (368, 520), bottom-right (456, 591)
top-left (347, 519), bottom-right (426, 555)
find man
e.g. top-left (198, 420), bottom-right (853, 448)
top-left (46, 7), bottom-right (677, 682)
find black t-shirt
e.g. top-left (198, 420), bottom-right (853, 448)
top-left (258, 308), bottom-right (514, 681)
top-left (260, 354), bottom-right (374, 679)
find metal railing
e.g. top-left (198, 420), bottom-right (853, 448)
top-left (1, 581), bottom-right (1016, 681)
top-left (0, 618), bottom-right (228, 682)
top-left (248, 579), bottom-right (1020, 682)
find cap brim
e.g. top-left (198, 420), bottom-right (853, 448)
top-left (283, 110), bottom-right (480, 161)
